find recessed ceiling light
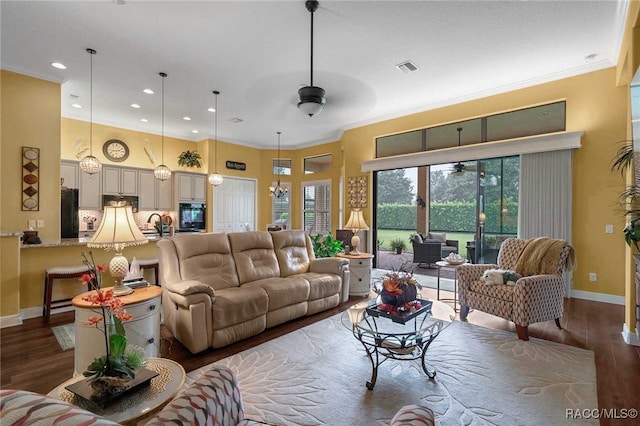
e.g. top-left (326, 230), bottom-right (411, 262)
top-left (140, 118), bottom-right (148, 123)
top-left (71, 103), bottom-right (82, 108)
top-left (208, 107), bottom-right (216, 112)
top-left (183, 116), bottom-right (191, 121)
top-left (229, 117), bottom-right (244, 123)
top-left (51, 62), bottom-right (66, 70)
top-left (143, 88), bottom-right (154, 94)
top-left (191, 130), bottom-right (199, 134)
top-left (131, 103), bottom-right (141, 108)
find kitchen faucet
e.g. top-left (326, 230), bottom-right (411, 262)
top-left (147, 213), bottom-right (164, 237)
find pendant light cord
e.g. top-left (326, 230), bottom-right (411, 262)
top-left (277, 131), bottom-right (282, 185)
top-left (159, 72), bottom-right (167, 164)
top-left (214, 91), bottom-right (219, 171)
top-left (87, 49), bottom-right (96, 156)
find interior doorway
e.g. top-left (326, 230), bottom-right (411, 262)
top-left (212, 177), bottom-right (257, 233)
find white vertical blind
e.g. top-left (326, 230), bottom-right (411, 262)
top-left (519, 149), bottom-right (573, 294)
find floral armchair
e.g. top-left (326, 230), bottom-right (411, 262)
top-left (457, 237), bottom-right (575, 340)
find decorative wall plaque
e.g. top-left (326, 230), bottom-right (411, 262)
top-left (226, 160), bottom-right (246, 171)
top-left (22, 146), bottom-right (40, 211)
top-left (348, 175), bottom-right (367, 208)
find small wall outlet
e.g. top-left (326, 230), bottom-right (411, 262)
top-left (605, 224), bottom-right (614, 234)
top-left (28, 220), bottom-right (36, 229)
top-left (36, 219), bottom-right (44, 228)
top-left (589, 273), bottom-right (597, 282)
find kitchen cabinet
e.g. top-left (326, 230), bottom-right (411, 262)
top-left (139, 170), bottom-right (173, 211)
top-left (60, 161), bottom-right (78, 189)
top-left (79, 169), bottom-right (102, 209)
top-left (176, 172), bottom-right (206, 202)
top-left (102, 166), bottom-right (138, 196)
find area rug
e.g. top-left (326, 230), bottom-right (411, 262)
top-left (52, 323), bottom-right (75, 351)
top-left (187, 314), bottom-right (598, 425)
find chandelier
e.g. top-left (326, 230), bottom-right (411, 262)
top-left (208, 90), bottom-right (223, 186)
top-left (79, 48), bottom-right (102, 175)
top-left (154, 72), bottom-right (172, 181)
top-left (269, 132), bottom-right (289, 198)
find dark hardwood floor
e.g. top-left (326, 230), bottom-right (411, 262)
top-left (2, 287), bottom-right (639, 425)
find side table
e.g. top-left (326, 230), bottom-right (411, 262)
top-left (48, 357), bottom-right (185, 426)
top-left (73, 286), bottom-right (162, 376)
top-left (435, 260), bottom-right (468, 313)
top-left (338, 253), bottom-right (374, 296)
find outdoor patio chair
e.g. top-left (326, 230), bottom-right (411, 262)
top-left (411, 238), bottom-right (443, 268)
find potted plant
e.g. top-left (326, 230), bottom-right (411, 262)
top-left (177, 150), bottom-right (202, 168)
top-left (310, 233), bottom-right (344, 258)
top-left (610, 140), bottom-right (640, 250)
top-left (390, 238), bottom-right (407, 255)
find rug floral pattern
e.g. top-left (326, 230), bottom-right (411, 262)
top-left (187, 315), bottom-right (597, 425)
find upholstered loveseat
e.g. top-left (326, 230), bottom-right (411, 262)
top-left (157, 230), bottom-right (350, 353)
top-left (0, 366), bottom-right (435, 426)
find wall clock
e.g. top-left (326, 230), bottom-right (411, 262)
top-left (103, 139), bottom-right (129, 162)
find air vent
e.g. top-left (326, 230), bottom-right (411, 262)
top-left (395, 60), bottom-right (418, 74)
top-left (229, 117), bottom-right (244, 123)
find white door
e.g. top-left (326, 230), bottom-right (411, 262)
top-left (213, 177), bottom-right (256, 233)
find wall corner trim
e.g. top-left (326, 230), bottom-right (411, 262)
top-left (622, 323), bottom-right (640, 346)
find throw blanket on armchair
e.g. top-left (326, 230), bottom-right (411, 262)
top-left (513, 237), bottom-right (576, 276)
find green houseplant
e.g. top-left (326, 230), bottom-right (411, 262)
top-left (610, 140), bottom-right (640, 250)
top-left (177, 150), bottom-right (202, 168)
top-left (310, 233), bottom-right (344, 258)
top-left (389, 238), bottom-right (408, 254)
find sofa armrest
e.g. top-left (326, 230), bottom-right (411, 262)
top-left (147, 366), bottom-right (246, 425)
top-left (513, 274), bottom-right (566, 325)
top-left (390, 404), bottom-right (435, 426)
top-left (164, 279), bottom-right (215, 299)
top-left (445, 239), bottom-right (459, 250)
top-left (309, 257), bottom-right (349, 275)
top-left (0, 390), bottom-right (120, 425)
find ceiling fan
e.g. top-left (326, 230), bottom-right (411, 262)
top-left (448, 127), bottom-right (477, 175)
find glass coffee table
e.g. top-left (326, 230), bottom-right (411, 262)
top-left (341, 299), bottom-right (455, 390)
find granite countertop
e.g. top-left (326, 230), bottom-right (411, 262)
top-left (1, 231), bottom-right (24, 237)
top-left (20, 234), bottom-right (170, 248)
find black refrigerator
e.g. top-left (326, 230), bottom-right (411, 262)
top-left (61, 188), bottom-right (79, 238)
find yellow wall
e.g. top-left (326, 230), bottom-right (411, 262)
top-left (343, 67), bottom-right (628, 296)
top-left (1, 70), bottom-right (61, 241)
top-left (61, 117), bottom-right (207, 173)
top-left (0, 236), bottom-right (21, 317)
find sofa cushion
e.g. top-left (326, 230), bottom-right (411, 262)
top-left (271, 230), bottom-right (312, 276)
top-left (428, 232), bottom-right (447, 243)
top-left (469, 279), bottom-right (515, 302)
top-left (244, 276), bottom-right (310, 311)
top-left (0, 390), bottom-right (121, 425)
top-left (172, 233), bottom-right (239, 290)
top-left (213, 286), bottom-right (269, 329)
top-left (229, 231), bottom-right (280, 284)
top-left (298, 272), bottom-right (342, 300)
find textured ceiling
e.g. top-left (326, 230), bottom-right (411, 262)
top-left (0, 1), bottom-right (627, 149)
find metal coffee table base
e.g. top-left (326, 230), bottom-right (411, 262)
top-left (353, 330), bottom-right (441, 390)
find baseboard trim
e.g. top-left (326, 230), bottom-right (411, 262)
top-left (20, 305), bottom-right (74, 321)
top-left (0, 314), bottom-right (23, 329)
top-left (569, 289), bottom-right (625, 305)
top-left (622, 323), bottom-right (640, 346)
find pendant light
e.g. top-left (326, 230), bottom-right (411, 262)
top-left (208, 90), bottom-right (223, 186)
top-left (154, 72), bottom-right (172, 181)
top-left (79, 48), bottom-right (102, 175)
top-left (297, 0), bottom-right (325, 117)
top-left (269, 132), bottom-right (289, 198)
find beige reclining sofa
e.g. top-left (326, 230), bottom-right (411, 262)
top-left (157, 230), bottom-right (350, 353)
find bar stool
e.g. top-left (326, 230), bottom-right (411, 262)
top-left (43, 265), bottom-right (92, 322)
top-left (137, 258), bottom-right (159, 285)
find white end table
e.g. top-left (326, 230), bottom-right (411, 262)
top-left (435, 260), bottom-right (469, 312)
top-left (337, 253), bottom-right (374, 297)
